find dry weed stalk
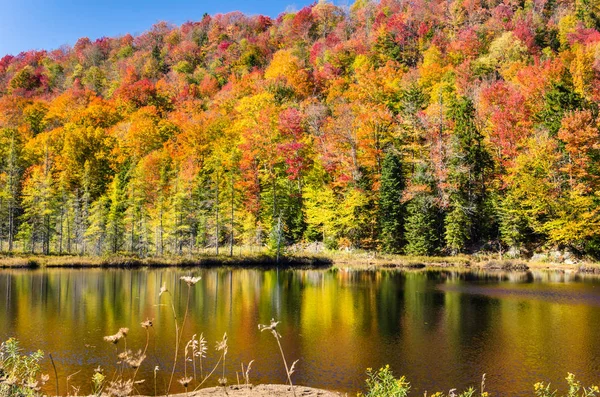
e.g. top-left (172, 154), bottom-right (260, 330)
top-left (65, 370), bottom-right (81, 397)
top-left (187, 333), bottom-right (207, 382)
top-left (191, 332), bottom-right (229, 392)
top-left (153, 366), bottom-right (159, 397)
top-left (216, 332), bottom-right (228, 387)
top-left (100, 320), bottom-right (152, 397)
top-left (162, 275), bottom-right (201, 394)
top-left (259, 319), bottom-right (298, 397)
top-left (132, 319), bottom-right (153, 381)
top-left (104, 378), bottom-right (134, 397)
top-left (241, 359), bottom-right (254, 387)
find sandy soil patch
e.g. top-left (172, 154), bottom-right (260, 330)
top-left (165, 384), bottom-right (348, 397)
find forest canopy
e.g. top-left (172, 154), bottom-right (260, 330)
top-left (0, 0), bottom-right (600, 258)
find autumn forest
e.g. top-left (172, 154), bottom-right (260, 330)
top-left (0, 0), bottom-right (599, 259)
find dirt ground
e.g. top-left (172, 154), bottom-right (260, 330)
top-left (167, 384), bottom-right (348, 397)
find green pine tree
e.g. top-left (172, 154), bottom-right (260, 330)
top-left (106, 175), bottom-right (126, 254)
top-left (18, 166), bottom-right (56, 254)
top-left (1, 129), bottom-right (22, 252)
top-left (404, 164), bottom-right (439, 256)
top-left (379, 151), bottom-right (405, 254)
top-left (537, 79), bottom-right (587, 136)
top-left (445, 96), bottom-right (493, 254)
top-left (85, 196), bottom-right (109, 256)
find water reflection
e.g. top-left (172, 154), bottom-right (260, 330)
top-left (1, 268), bottom-right (600, 396)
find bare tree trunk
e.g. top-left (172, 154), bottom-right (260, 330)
top-left (7, 135), bottom-right (18, 253)
top-left (0, 197), bottom-right (3, 252)
top-left (44, 215), bottom-right (51, 255)
top-left (230, 173), bottom-right (234, 257)
top-left (276, 212), bottom-right (282, 264)
top-left (215, 173), bottom-right (219, 256)
top-left (66, 207), bottom-right (71, 254)
top-left (59, 198), bottom-right (64, 255)
top-left (82, 190), bottom-right (89, 255)
top-left (159, 199), bottom-right (164, 256)
top-left (8, 201), bottom-right (14, 252)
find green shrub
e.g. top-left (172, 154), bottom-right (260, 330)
top-left (0, 338), bottom-right (46, 397)
top-left (360, 365), bottom-right (410, 397)
top-left (534, 373), bottom-right (599, 397)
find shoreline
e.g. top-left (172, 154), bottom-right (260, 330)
top-left (0, 254), bottom-right (333, 270)
top-left (0, 252), bottom-right (598, 274)
top-left (151, 384), bottom-right (346, 396)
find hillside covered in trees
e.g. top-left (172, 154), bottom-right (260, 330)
top-left (0, 0), bottom-right (599, 258)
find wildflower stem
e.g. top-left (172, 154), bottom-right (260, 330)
top-left (192, 349), bottom-right (197, 383)
top-left (274, 334), bottom-right (296, 397)
top-left (191, 353), bottom-right (223, 392)
top-left (164, 290), bottom-right (179, 395)
top-left (168, 283), bottom-right (191, 394)
top-left (132, 327), bottom-right (150, 382)
top-left (49, 353), bottom-right (59, 397)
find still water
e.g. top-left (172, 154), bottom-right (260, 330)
top-left (1, 268), bottom-right (600, 396)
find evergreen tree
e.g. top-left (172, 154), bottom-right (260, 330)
top-left (445, 97), bottom-right (493, 254)
top-left (125, 164), bottom-right (151, 256)
top-left (0, 129), bottom-right (22, 252)
top-left (106, 175), bottom-right (126, 254)
top-left (19, 166), bottom-right (56, 254)
top-left (379, 151), bottom-right (405, 253)
top-left (168, 174), bottom-right (194, 255)
top-left (152, 161), bottom-right (172, 256)
top-left (77, 162), bottom-right (93, 255)
top-left (404, 164), bottom-right (439, 256)
top-left (85, 196), bottom-right (109, 256)
top-left (54, 176), bottom-right (77, 254)
top-left (537, 78), bottom-right (594, 136)
top-left (498, 193), bottom-right (531, 255)
top-left (263, 175), bottom-right (306, 252)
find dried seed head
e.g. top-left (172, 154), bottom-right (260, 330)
top-left (289, 359), bottom-right (299, 376)
top-left (105, 379), bottom-right (134, 397)
top-left (185, 337), bottom-right (196, 358)
top-left (141, 318), bottom-right (153, 329)
top-left (125, 350), bottom-right (146, 369)
top-left (103, 331), bottom-right (123, 344)
top-left (41, 374), bottom-right (50, 385)
top-left (196, 333), bottom-right (207, 358)
top-left (118, 350), bottom-right (129, 361)
top-left (159, 283), bottom-right (167, 297)
top-left (216, 332), bottom-right (228, 355)
top-left (178, 376), bottom-right (193, 388)
top-left (258, 318), bottom-right (281, 338)
top-left (104, 327), bottom-right (128, 344)
top-left (180, 275), bottom-right (201, 286)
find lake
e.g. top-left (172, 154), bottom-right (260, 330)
top-left (1, 267), bottom-right (600, 396)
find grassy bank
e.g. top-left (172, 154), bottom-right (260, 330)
top-left (0, 250), bottom-right (599, 274)
top-left (0, 253), bottom-right (333, 269)
top-left (0, 252), bottom-right (600, 274)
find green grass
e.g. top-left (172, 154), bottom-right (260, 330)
top-left (0, 245), bottom-right (597, 273)
top-left (0, 252), bottom-right (333, 269)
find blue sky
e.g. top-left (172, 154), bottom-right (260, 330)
top-left (0, 0), bottom-right (314, 56)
